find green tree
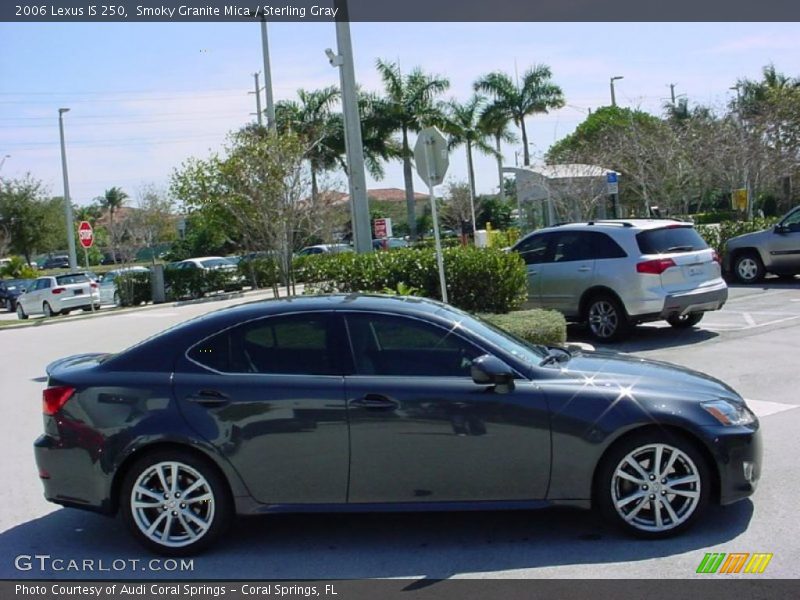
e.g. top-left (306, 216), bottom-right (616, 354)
top-left (97, 186), bottom-right (129, 263)
top-left (478, 101), bottom-right (518, 201)
top-left (376, 59), bottom-right (450, 239)
top-left (0, 176), bottom-right (62, 264)
top-left (475, 65), bottom-right (565, 166)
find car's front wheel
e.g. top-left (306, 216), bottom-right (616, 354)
top-left (666, 312), bottom-right (704, 328)
top-left (596, 431), bottom-right (710, 538)
top-left (120, 450), bottom-right (232, 556)
top-left (585, 294), bottom-right (630, 342)
top-left (734, 252), bottom-right (765, 284)
top-left (16, 303), bottom-right (27, 320)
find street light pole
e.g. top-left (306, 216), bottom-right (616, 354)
top-left (249, 72), bottom-right (263, 126)
top-left (327, 0), bottom-right (371, 254)
top-left (0, 154), bottom-right (9, 173)
top-left (58, 108), bottom-right (78, 270)
top-left (610, 75), bottom-right (624, 107)
top-left (259, 18), bottom-right (276, 131)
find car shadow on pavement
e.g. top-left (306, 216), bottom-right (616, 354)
top-left (0, 501), bottom-right (753, 579)
top-left (725, 277), bottom-right (800, 290)
top-left (569, 324), bottom-right (719, 353)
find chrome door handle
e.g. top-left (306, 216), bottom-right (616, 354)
top-left (578, 266), bottom-right (592, 272)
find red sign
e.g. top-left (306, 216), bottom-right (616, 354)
top-left (373, 218), bottom-right (388, 239)
top-left (78, 221), bottom-right (94, 249)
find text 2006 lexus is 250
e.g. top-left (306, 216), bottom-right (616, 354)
top-left (35, 295), bottom-right (761, 555)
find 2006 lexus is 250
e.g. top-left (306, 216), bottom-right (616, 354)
top-left (35, 294), bottom-right (761, 555)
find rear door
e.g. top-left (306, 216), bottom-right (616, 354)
top-left (173, 312), bottom-right (350, 504)
top-left (636, 225), bottom-right (719, 293)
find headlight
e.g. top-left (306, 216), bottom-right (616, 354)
top-left (701, 399), bottom-right (756, 426)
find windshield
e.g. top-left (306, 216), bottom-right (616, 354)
top-left (436, 305), bottom-right (547, 365)
top-left (200, 258), bottom-right (235, 268)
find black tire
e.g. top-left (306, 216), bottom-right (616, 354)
top-left (666, 312), bottom-right (704, 328)
top-left (5, 298), bottom-right (13, 312)
top-left (43, 302), bottom-right (55, 318)
top-left (595, 430), bottom-right (711, 539)
top-left (733, 252), bottom-right (765, 284)
top-left (16, 303), bottom-right (28, 320)
top-left (120, 449), bottom-right (232, 556)
top-left (584, 294), bottom-right (631, 342)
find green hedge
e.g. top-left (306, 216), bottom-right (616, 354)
top-left (302, 247), bottom-right (527, 314)
top-left (238, 257), bottom-right (281, 289)
top-left (481, 309), bottom-right (567, 347)
top-left (116, 272), bottom-right (152, 307)
top-left (165, 269), bottom-right (242, 300)
top-left (695, 217), bottom-right (779, 256)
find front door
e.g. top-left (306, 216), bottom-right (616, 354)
top-left (342, 312), bottom-right (551, 504)
top-left (769, 209), bottom-right (800, 273)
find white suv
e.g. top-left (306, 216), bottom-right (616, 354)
top-left (511, 220), bottom-right (728, 341)
top-left (16, 273), bottom-right (100, 319)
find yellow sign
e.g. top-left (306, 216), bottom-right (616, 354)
top-left (732, 188), bottom-right (748, 211)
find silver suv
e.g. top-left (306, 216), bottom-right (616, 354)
top-left (511, 220), bottom-right (728, 341)
top-left (724, 206), bottom-right (800, 283)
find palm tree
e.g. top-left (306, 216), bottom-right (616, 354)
top-left (376, 59), bottom-right (450, 239)
top-left (98, 186), bottom-right (128, 263)
top-left (275, 86), bottom-right (341, 204)
top-left (475, 65), bottom-right (565, 166)
top-left (439, 95), bottom-right (496, 228)
top-left (478, 101), bottom-right (518, 201)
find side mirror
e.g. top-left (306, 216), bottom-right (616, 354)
top-left (471, 354), bottom-right (516, 394)
top-left (774, 224), bottom-right (788, 234)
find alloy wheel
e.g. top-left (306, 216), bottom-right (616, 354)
top-left (130, 461), bottom-right (216, 548)
top-left (589, 300), bottom-right (619, 339)
top-left (610, 443), bottom-right (701, 533)
top-left (736, 257), bottom-right (759, 282)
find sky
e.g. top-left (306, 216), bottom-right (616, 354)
top-left (2, 21), bottom-right (800, 206)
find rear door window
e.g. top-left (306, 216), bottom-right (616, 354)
top-left (636, 226), bottom-right (708, 254)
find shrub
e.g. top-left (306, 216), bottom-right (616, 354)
top-left (238, 257), bottom-right (280, 289)
top-left (481, 309), bottom-right (567, 347)
top-left (115, 271), bottom-right (152, 307)
top-left (164, 268), bottom-right (238, 300)
top-left (302, 246), bottom-right (527, 314)
top-left (1, 256), bottom-right (37, 279)
top-left (488, 228), bottom-right (521, 248)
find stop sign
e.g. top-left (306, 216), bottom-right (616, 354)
top-left (78, 221), bottom-right (94, 249)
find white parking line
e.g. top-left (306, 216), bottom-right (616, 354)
top-left (745, 399), bottom-right (799, 418)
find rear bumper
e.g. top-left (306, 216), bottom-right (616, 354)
top-left (659, 282), bottom-right (728, 318)
top-left (56, 292), bottom-right (100, 310)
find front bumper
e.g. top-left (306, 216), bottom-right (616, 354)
top-left (659, 283), bottom-right (728, 319)
top-left (703, 423), bottom-right (762, 505)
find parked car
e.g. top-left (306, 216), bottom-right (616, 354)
top-left (297, 244), bottom-right (353, 256)
top-left (510, 219), bottom-right (728, 341)
top-left (35, 294), bottom-right (760, 555)
top-left (373, 237), bottom-right (409, 250)
top-left (16, 272), bottom-right (99, 319)
top-left (0, 278), bottom-right (34, 312)
top-left (724, 205), bottom-right (800, 283)
top-left (173, 256), bottom-right (243, 294)
top-left (39, 255), bottom-right (70, 270)
top-left (98, 266), bottom-right (150, 306)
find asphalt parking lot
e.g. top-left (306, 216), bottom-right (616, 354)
top-left (1, 281), bottom-right (798, 579)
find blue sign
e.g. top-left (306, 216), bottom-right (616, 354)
top-left (607, 172), bottom-right (618, 183)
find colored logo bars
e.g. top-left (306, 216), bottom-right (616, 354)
top-left (696, 552), bottom-right (773, 574)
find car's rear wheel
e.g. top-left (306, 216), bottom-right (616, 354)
top-left (113, 291), bottom-right (121, 307)
top-left (43, 302), bottom-right (55, 318)
top-left (734, 252), bottom-right (765, 284)
top-left (121, 450), bottom-right (232, 556)
top-left (16, 303), bottom-right (27, 320)
top-left (5, 298), bottom-right (13, 312)
top-left (596, 431), bottom-right (710, 538)
top-left (585, 294), bottom-right (630, 342)
top-left (666, 312), bottom-right (704, 328)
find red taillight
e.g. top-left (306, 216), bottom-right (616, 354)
top-left (712, 250), bottom-right (721, 264)
top-left (636, 258), bottom-right (676, 275)
top-left (51, 287), bottom-right (66, 294)
top-left (90, 282), bottom-right (98, 289)
top-left (43, 386), bottom-right (75, 415)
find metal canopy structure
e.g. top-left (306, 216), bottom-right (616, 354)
top-left (503, 163), bottom-right (620, 232)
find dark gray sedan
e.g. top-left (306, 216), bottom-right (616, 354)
top-left (34, 295), bottom-right (761, 555)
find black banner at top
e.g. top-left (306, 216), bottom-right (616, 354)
top-left (3, 0), bottom-right (800, 22)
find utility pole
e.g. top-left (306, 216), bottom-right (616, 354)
top-left (259, 17), bottom-right (276, 131)
top-left (669, 83), bottom-right (677, 105)
top-left (327, 0), bottom-right (371, 253)
top-left (0, 154), bottom-right (9, 173)
top-left (610, 75), bottom-right (624, 107)
top-left (58, 108), bottom-right (78, 270)
top-left (249, 72), bottom-right (263, 126)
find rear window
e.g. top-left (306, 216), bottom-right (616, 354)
top-left (55, 274), bottom-right (90, 285)
top-left (636, 226), bottom-right (708, 254)
top-left (200, 258), bottom-right (234, 268)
